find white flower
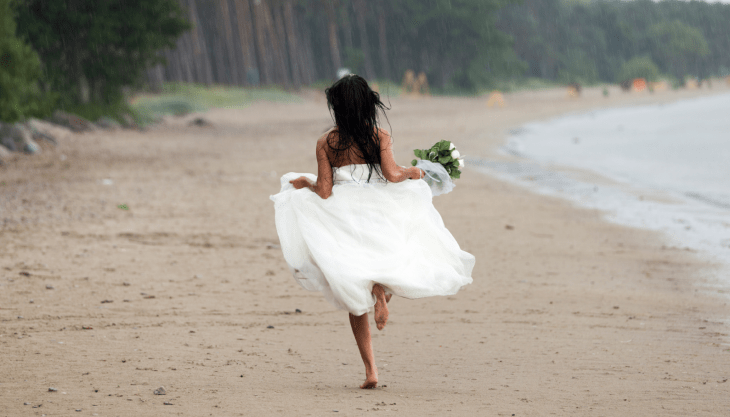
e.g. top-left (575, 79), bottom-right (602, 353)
top-left (458, 158), bottom-right (465, 167)
top-left (449, 142), bottom-right (456, 150)
top-left (451, 149), bottom-right (461, 159)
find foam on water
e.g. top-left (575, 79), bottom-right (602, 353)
top-left (470, 93), bottom-right (730, 282)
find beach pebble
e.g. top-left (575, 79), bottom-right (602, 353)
top-left (295, 309), bottom-right (302, 313)
top-left (267, 325), bottom-right (274, 329)
top-left (24, 402), bottom-right (30, 405)
top-left (51, 111), bottom-right (96, 132)
top-left (48, 387), bottom-right (57, 392)
top-left (153, 386), bottom-right (166, 395)
top-left (96, 117), bottom-right (121, 130)
top-left (189, 117), bottom-right (212, 127)
top-left (164, 401), bottom-right (173, 405)
top-left (46, 285), bottom-right (54, 290)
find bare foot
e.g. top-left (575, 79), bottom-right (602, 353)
top-left (372, 284), bottom-right (389, 331)
top-left (360, 367), bottom-right (378, 389)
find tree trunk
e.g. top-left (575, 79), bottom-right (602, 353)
top-left (146, 64), bottom-right (165, 92)
top-left (283, 0), bottom-right (301, 89)
top-left (253, 0), bottom-right (274, 85)
top-left (296, 4), bottom-right (316, 83)
top-left (270, 2), bottom-right (291, 88)
top-left (353, 0), bottom-right (375, 80)
top-left (233, 0), bottom-right (259, 85)
top-left (376, 0), bottom-right (391, 80)
top-left (325, 0), bottom-right (342, 76)
top-left (186, 0), bottom-right (214, 85)
top-left (218, 0), bottom-right (240, 85)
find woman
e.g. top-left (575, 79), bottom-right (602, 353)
top-left (270, 74), bottom-right (474, 389)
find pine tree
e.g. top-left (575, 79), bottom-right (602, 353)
top-left (0, 0), bottom-right (44, 123)
top-left (14, 0), bottom-right (190, 107)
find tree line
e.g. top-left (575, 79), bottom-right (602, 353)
top-left (3, 0), bottom-right (730, 124)
top-left (497, 0), bottom-right (730, 85)
top-left (145, 0), bottom-right (520, 92)
top-left (150, 0), bottom-right (730, 91)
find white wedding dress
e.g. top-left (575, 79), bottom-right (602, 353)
top-left (270, 164), bottom-right (475, 316)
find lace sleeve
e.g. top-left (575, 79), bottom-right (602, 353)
top-left (379, 130), bottom-right (422, 182)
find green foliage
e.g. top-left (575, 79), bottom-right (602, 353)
top-left (13, 0), bottom-right (190, 108)
top-left (386, 0), bottom-right (523, 92)
top-left (557, 49), bottom-right (600, 85)
top-left (0, 0), bottom-right (53, 122)
top-left (616, 56), bottom-right (661, 83)
top-left (343, 47), bottom-right (365, 76)
top-left (498, 0), bottom-right (729, 84)
top-left (62, 101), bottom-right (139, 125)
top-left (411, 140), bottom-right (462, 179)
top-left (647, 20), bottom-right (709, 82)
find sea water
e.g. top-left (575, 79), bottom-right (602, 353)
top-left (470, 92), bottom-right (730, 281)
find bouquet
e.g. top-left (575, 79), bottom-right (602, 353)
top-left (411, 140), bottom-right (464, 179)
top-left (410, 140), bottom-right (464, 196)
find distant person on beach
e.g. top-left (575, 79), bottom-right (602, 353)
top-left (270, 75), bottom-right (474, 389)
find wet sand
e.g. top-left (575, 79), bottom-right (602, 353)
top-left (1, 85), bottom-right (729, 416)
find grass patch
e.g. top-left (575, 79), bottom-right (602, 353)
top-left (130, 83), bottom-right (302, 125)
top-left (61, 101), bottom-right (139, 125)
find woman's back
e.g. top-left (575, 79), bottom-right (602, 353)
top-left (324, 128), bottom-right (384, 168)
top-left (322, 127), bottom-right (421, 183)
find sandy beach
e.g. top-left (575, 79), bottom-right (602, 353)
top-left (1, 85), bottom-right (729, 416)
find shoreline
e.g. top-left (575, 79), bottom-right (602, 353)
top-left (467, 91), bottom-right (730, 287)
top-left (1, 87), bottom-right (729, 415)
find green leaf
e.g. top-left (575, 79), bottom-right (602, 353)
top-left (411, 159), bottom-right (418, 166)
top-left (452, 169), bottom-right (461, 179)
top-left (438, 155), bottom-right (452, 164)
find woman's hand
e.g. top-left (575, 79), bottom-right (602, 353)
top-left (289, 176), bottom-right (312, 190)
top-left (409, 167), bottom-right (426, 180)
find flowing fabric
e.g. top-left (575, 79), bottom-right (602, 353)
top-left (415, 160), bottom-right (456, 196)
top-left (270, 164), bottom-right (475, 316)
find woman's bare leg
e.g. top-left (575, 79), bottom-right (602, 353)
top-left (372, 284), bottom-right (389, 330)
top-left (349, 313), bottom-right (378, 389)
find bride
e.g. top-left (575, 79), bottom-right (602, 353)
top-left (270, 74), bottom-right (474, 389)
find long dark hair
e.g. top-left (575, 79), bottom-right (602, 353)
top-left (325, 74), bottom-right (388, 182)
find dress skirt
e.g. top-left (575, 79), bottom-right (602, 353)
top-left (270, 164), bottom-right (475, 316)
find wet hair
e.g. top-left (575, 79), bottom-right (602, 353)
top-left (325, 74), bottom-right (389, 182)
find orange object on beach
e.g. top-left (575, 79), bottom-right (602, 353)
top-left (486, 91), bottom-right (505, 107)
top-left (633, 78), bottom-right (646, 92)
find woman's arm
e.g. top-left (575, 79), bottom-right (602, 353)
top-left (289, 137), bottom-right (333, 199)
top-left (378, 129), bottom-right (424, 183)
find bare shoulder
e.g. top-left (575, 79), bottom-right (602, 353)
top-left (317, 128), bottom-right (336, 149)
top-left (376, 127), bottom-right (392, 148)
